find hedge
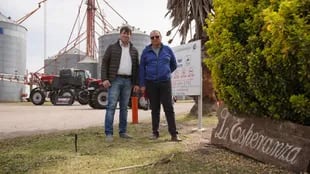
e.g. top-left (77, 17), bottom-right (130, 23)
top-left (205, 0), bottom-right (310, 125)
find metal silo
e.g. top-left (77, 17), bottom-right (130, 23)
top-left (44, 48), bottom-right (86, 75)
top-left (97, 26), bottom-right (149, 79)
top-left (0, 13), bottom-right (27, 102)
top-left (77, 56), bottom-right (98, 78)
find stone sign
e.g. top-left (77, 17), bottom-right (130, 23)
top-left (211, 105), bottom-right (310, 172)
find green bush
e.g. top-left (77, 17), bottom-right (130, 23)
top-left (205, 0), bottom-right (310, 125)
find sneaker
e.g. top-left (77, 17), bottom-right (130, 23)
top-left (119, 133), bottom-right (132, 139)
top-left (149, 134), bottom-right (159, 140)
top-left (171, 135), bottom-right (182, 142)
top-left (105, 135), bottom-right (113, 142)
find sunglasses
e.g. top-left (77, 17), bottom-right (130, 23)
top-left (150, 35), bottom-right (160, 40)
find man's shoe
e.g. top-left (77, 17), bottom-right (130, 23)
top-left (119, 133), bottom-right (132, 139)
top-left (149, 134), bottom-right (159, 140)
top-left (105, 135), bottom-right (113, 142)
top-left (171, 135), bottom-right (182, 142)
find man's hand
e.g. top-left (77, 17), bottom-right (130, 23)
top-left (102, 80), bottom-right (111, 89)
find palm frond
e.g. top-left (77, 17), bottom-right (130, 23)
top-left (166, 0), bottom-right (213, 44)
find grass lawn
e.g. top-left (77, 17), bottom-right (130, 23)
top-left (0, 114), bottom-right (291, 174)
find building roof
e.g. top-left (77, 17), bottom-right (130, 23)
top-left (0, 12), bottom-right (15, 23)
top-left (48, 48), bottom-right (86, 59)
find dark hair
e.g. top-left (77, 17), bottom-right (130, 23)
top-left (120, 26), bottom-right (132, 34)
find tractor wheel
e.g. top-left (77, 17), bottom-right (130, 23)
top-left (59, 89), bottom-right (74, 105)
top-left (90, 88), bottom-right (107, 109)
top-left (77, 90), bottom-right (89, 105)
top-left (49, 91), bottom-right (58, 105)
top-left (88, 99), bottom-right (96, 108)
top-left (139, 96), bottom-right (150, 110)
top-left (30, 89), bottom-right (46, 105)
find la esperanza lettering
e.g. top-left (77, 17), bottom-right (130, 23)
top-left (214, 108), bottom-right (302, 165)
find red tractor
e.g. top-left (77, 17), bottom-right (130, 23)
top-left (29, 69), bottom-right (108, 109)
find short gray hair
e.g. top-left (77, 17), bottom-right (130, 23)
top-left (150, 30), bottom-right (161, 36)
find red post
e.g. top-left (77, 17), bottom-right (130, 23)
top-left (131, 96), bottom-right (138, 124)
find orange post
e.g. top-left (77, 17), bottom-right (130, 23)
top-left (131, 96), bottom-right (139, 124)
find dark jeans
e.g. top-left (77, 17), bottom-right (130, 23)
top-left (146, 80), bottom-right (178, 136)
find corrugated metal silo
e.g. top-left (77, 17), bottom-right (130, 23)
top-left (0, 13), bottom-right (27, 102)
top-left (97, 26), bottom-right (149, 79)
top-left (77, 56), bottom-right (98, 78)
top-left (44, 48), bottom-right (85, 75)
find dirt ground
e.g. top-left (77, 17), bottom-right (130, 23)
top-left (0, 101), bottom-right (195, 139)
top-left (0, 102), bottom-right (293, 173)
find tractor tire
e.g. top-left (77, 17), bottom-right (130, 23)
top-left (77, 90), bottom-right (89, 105)
top-left (49, 91), bottom-right (58, 105)
top-left (139, 96), bottom-right (150, 110)
top-left (30, 89), bottom-right (46, 105)
top-left (90, 88), bottom-right (107, 109)
top-left (88, 99), bottom-right (96, 108)
top-left (59, 89), bottom-right (74, 105)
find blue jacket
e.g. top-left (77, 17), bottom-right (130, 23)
top-left (139, 44), bottom-right (177, 87)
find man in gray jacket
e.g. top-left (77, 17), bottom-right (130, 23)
top-left (101, 26), bottom-right (139, 142)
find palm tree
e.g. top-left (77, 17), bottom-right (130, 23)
top-left (165, 0), bottom-right (217, 115)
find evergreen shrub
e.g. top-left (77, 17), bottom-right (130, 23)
top-left (205, 0), bottom-right (310, 125)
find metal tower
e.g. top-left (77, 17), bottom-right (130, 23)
top-left (86, 0), bottom-right (96, 58)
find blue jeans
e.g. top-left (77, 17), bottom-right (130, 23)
top-left (105, 76), bottom-right (132, 135)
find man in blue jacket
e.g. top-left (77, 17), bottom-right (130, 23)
top-left (139, 30), bottom-right (181, 141)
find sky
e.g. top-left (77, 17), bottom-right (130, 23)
top-left (0, 0), bottom-right (181, 73)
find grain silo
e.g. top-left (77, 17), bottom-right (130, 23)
top-left (0, 13), bottom-right (27, 102)
top-left (77, 56), bottom-right (98, 78)
top-left (97, 26), bottom-right (149, 79)
top-left (44, 48), bottom-right (86, 75)
top-left (44, 48), bottom-right (99, 78)
top-left (44, 26), bottom-right (149, 79)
